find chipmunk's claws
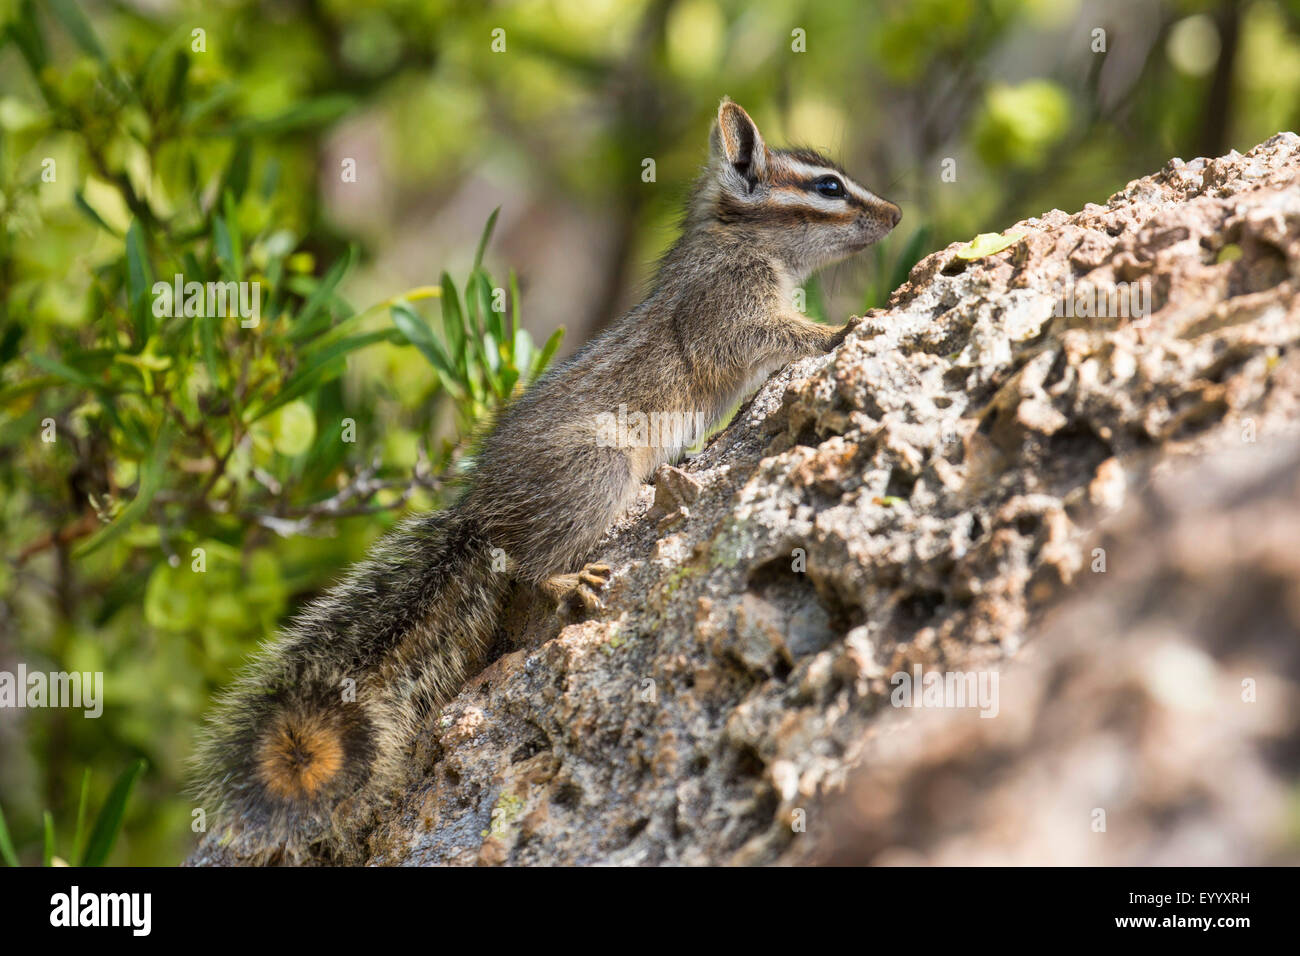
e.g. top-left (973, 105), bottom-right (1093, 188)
top-left (579, 564), bottom-right (612, 588)
top-left (548, 563), bottom-right (613, 621)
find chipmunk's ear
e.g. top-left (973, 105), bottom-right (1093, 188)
top-left (710, 97), bottom-right (767, 190)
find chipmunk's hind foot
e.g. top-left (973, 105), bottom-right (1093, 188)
top-left (544, 563), bottom-right (613, 620)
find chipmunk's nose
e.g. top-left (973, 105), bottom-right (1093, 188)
top-left (884, 202), bottom-right (902, 227)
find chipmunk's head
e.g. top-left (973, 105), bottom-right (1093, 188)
top-left (699, 98), bottom-right (901, 279)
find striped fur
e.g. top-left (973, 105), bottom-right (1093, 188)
top-left (190, 98), bottom-right (899, 863)
top-left (692, 99), bottom-right (900, 277)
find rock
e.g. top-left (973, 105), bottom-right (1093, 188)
top-left (797, 441), bottom-right (1300, 866)
top-left (190, 133), bottom-right (1300, 866)
top-left (652, 464), bottom-right (703, 512)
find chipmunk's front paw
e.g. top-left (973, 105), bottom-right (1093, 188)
top-left (828, 316), bottom-right (864, 349)
top-left (545, 563), bottom-right (612, 620)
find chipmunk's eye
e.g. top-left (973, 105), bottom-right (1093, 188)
top-left (813, 176), bottom-right (845, 198)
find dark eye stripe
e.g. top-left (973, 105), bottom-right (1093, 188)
top-left (716, 193), bottom-right (856, 225)
top-left (774, 174), bottom-right (869, 210)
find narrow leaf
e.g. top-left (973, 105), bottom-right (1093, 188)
top-left (532, 327), bottom-right (565, 380)
top-left (438, 272), bottom-right (466, 372)
top-left (0, 804), bottom-right (19, 866)
top-left (29, 354), bottom-right (104, 391)
top-left (48, 0), bottom-right (105, 61)
top-left (72, 769), bottom-right (91, 866)
top-left (512, 325), bottom-right (533, 373)
top-left (220, 140), bottom-right (252, 203)
top-left (75, 421), bottom-right (173, 558)
top-left (73, 191), bottom-right (121, 236)
top-left (222, 191), bottom-right (243, 279)
top-left (217, 95), bottom-right (353, 137)
top-left (8, 2), bottom-right (49, 76)
top-left (509, 270), bottom-right (521, 340)
top-left (299, 329), bottom-right (401, 376)
top-left (212, 214), bottom-right (235, 280)
top-left (125, 220), bottom-right (152, 343)
top-left (391, 302), bottom-right (462, 395)
top-left (42, 811), bottom-right (54, 867)
top-left (248, 359), bottom-right (346, 422)
top-left (80, 759), bottom-right (146, 867)
top-left (473, 207), bottom-right (500, 273)
top-left (289, 246), bottom-right (355, 343)
top-left (475, 271), bottom-right (504, 348)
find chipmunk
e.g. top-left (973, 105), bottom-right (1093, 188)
top-left (191, 98), bottom-right (900, 863)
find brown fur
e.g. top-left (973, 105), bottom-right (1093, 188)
top-left (256, 711), bottom-right (345, 800)
top-left (190, 98), bottom-right (899, 863)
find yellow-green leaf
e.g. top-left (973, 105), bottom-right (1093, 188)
top-left (268, 400), bottom-right (317, 456)
top-left (956, 229), bottom-right (1027, 260)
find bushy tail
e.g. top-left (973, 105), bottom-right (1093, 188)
top-left (190, 509), bottom-right (509, 863)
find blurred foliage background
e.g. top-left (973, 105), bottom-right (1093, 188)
top-left (0, 0), bottom-right (1297, 865)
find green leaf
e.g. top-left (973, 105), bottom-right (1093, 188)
top-left (48, 0), bottom-right (105, 61)
top-left (438, 272), bottom-right (466, 372)
top-left (391, 301), bottom-right (462, 397)
top-left (302, 329), bottom-right (400, 367)
top-left (125, 220), bottom-right (152, 343)
top-left (219, 140), bottom-right (252, 204)
top-left (0, 803), bottom-right (19, 866)
top-left (500, 366), bottom-right (520, 397)
top-left (475, 271), bottom-right (504, 350)
top-left (165, 49), bottom-right (191, 112)
top-left (260, 328), bottom-right (404, 419)
top-left (509, 270), bottom-right (522, 340)
top-left (444, 273), bottom-right (486, 404)
top-left (80, 759), bottom-right (146, 867)
top-left (473, 207), bottom-right (500, 273)
top-left (42, 811), bottom-right (55, 867)
top-left (955, 229), bottom-right (1027, 260)
top-left (177, 250), bottom-right (220, 377)
top-left (466, 272), bottom-right (501, 382)
top-left (289, 246), bottom-right (355, 343)
top-left (75, 420), bottom-right (174, 558)
top-left (0, 378), bottom-right (56, 408)
top-left (532, 327), bottom-right (565, 380)
top-left (217, 95), bottom-right (353, 137)
top-left (0, 324), bottom-right (23, 368)
top-left (182, 83), bottom-right (239, 126)
top-left (29, 353), bottom-right (104, 391)
top-left (223, 191), bottom-right (243, 279)
top-left (199, 309), bottom-right (219, 379)
top-left (141, 30), bottom-right (189, 111)
top-left (512, 326), bottom-right (533, 377)
top-left (74, 190), bottom-right (121, 236)
top-left (259, 156), bottom-right (282, 202)
top-left (247, 358), bottom-right (344, 422)
top-left (268, 401), bottom-right (317, 456)
top-left (463, 271), bottom-right (484, 342)
top-left (72, 769), bottom-right (91, 866)
top-left (7, 2), bottom-right (49, 78)
top-left (212, 206), bottom-right (244, 283)
top-left (213, 214), bottom-right (232, 271)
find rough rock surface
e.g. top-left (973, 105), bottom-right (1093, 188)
top-left (800, 442), bottom-right (1300, 865)
top-left (191, 134), bottom-right (1300, 866)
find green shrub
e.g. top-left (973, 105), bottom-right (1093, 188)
top-left (0, 0), bottom-right (558, 864)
